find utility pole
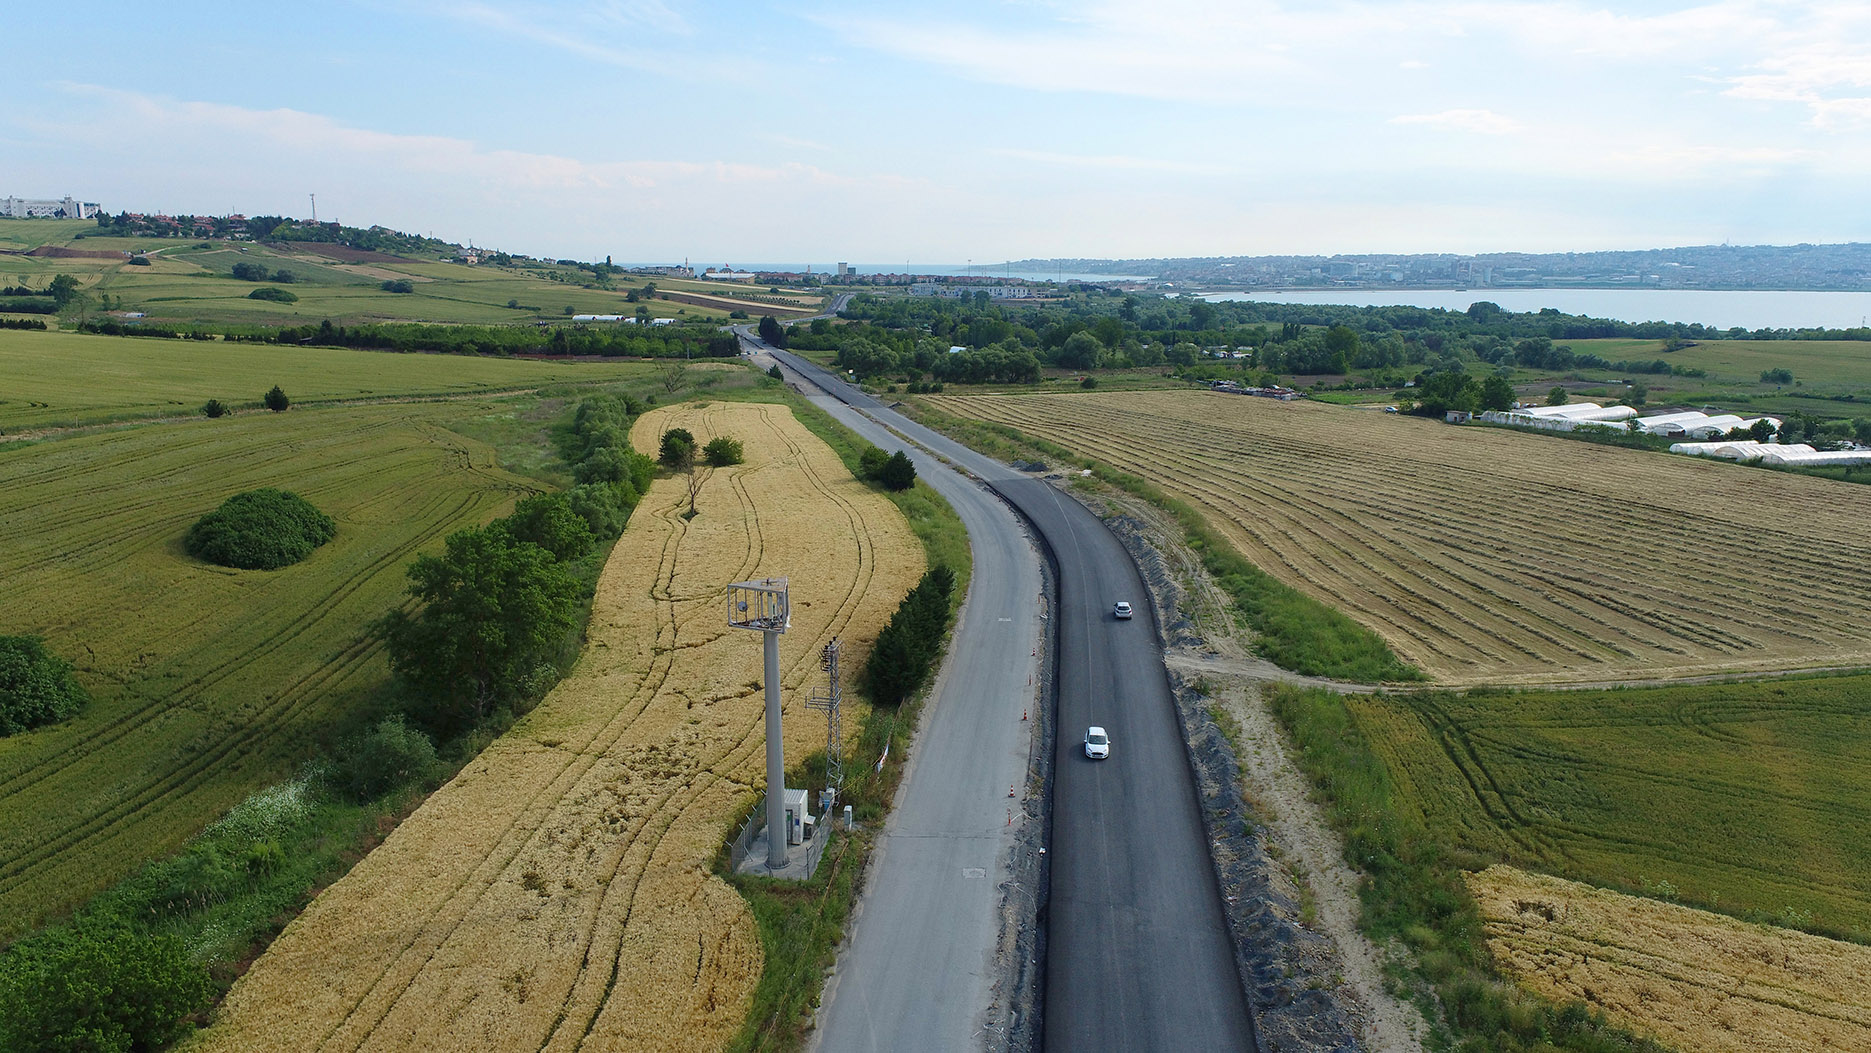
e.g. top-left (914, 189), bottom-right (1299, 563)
top-left (309, 194), bottom-right (316, 223)
top-left (804, 638), bottom-right (842, 812)
top-left (729, 578), bottom-right (791, 869)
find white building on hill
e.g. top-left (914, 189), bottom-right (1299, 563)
top-left (2, 195), bottom-right (100, 219)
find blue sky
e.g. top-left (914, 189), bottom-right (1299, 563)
top-left (8, 1), bottom-right (1870, 262)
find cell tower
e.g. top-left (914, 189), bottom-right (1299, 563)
top-left (309, 194), bottom-right (317, 223)
top-left (805, 638), bottom-right (842, 797)
top-left (729, 577), bottom-right (791, 869)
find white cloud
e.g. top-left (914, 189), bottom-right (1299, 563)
top-left (23, 84), bottom-right (907, 258)
top-left (991, 148), bottom-right (1232, 176)
top-left (412, 0), bottom-right (709, 76)
top-left (1390, 108), bottom-right (1521, 134)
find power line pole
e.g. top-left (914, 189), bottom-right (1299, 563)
top-left (805, 638), bottom-right (842, 812)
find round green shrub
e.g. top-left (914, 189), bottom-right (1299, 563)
top-left (184, 488), bottom-right (336, 570)
top-left (332, 716), bottom-right (437, 802)
top-left (0, 636), bottom-right (89, 737)
top-left (247, 286), bottom-right (298, 303)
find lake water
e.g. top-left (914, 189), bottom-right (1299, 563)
top-left (696, 263), bottom-right (1154, 283)
top-left (1198, 288), bottom-right (1871, 331)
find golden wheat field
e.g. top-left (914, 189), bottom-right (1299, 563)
top-left (191, 401), bottom-right (921, 1053)
top-left (1470, 865), bottom-right (1871, 1053)
top-left (929, 390), bottom-right (1871, 683)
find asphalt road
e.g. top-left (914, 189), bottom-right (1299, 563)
top-left (791, 374), bottom-right (1043, 1051)
top-left (765, 344), bottom-right (1256, 1052)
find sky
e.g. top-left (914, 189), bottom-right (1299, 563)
top-left (7, 1), bottom-right (1871, 263)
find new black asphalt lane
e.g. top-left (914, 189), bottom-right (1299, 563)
top-left (768, 347), bottom-right (1257, 1052)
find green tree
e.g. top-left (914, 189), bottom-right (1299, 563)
top-left (767, 364), bottom-right (783, 381)
top-left (1761, 367), bottom-right (1794, 385)
top-left (1057, 331), bottom-right (1104, 370)
top-left (46, 274), bottom-right (81, 305)
top-left (1546, 385), bottom-right (1569, 406)
top-left (1323, 325), bottom-right (1359, 373)
top-left (1854, 418), bottom-right (1871, 444)
top-left (703, 436), bottom-right (744, 466)
top-left (1628, 382), bottom-right (1648, 406)
top-left (1166, 342), bottom-right (1199, 366)
top-left (878, 450), bottom-right (916, 491)
top-left (201, 398), bottom-right (229, 418)
top-left (659, 428), bottom-right (696, 468)
top-left (378, 526), bottom-right (581, 734)
top-left (501, 492), bottom-right (596, 561)
top-left (0, 636), bottom-right (90, 737)
top-left (1478, 375), bottom-right (1515, 412)
top-left (1749, 418), bottom-right (1777, 443)
top-left (0, 924), bottom-right (213, 1052)
top-left (757, 314), bottom-right (786, 347)
top-left (263, 385), bottom-right (290, 412)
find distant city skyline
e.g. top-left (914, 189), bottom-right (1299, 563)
top-left (8, 1), bottom-right (1869, 262)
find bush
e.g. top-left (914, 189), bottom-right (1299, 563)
top-left (862, 566), bottom-right (956, 705)
top-left (201, 398), bottom-right (229, 418)
top-left (703, 436), bottom-right (744, 466)
top-left (857, 445), bottom-right (890, 481)
top-left (878, 450), bottom-right (916, 491)
top-left (659, 427), bottom-right (696, 468)
top-left (270, 270), bottom-right (296, 284)
top-left (128, 254), bottom-right (151, 266)
top-left (1080, 375), bottom-right (1098, 389)
top-left (380, 279), bottom-right (415, 294)
top-left (184, 488), bottom-right (336, 570)
top-left (565, 482), bottom-right (636, 538)
top-left (768, 364), bottom-right (783, 380)
top-left (263, 384), bottom-right (289, 412)
top-left (247, 287), bottom-right (298, 303)
top-left (230, 261), bottom-right (267, 281)
top-left (0, 636), bottom-right (90, 737)
top-left (331, 716), bottom-right (437, 802)
top-left (0, 923), bottom-right (214, 1053)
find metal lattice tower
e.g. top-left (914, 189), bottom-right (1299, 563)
top-left (805, 638), bottom-right (842, 789)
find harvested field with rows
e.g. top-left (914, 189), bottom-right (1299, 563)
top-left (196, 401), bottom-right (922, 1053)
top-left (0, 404), bottom-right (540, 939)
top-left (927, 390), bottom-right (1871, 683)
top-left (1470, 864), bottom-right (1871, 1053)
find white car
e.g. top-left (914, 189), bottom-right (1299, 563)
top-left (1084, 726), bottom-right (1110, 760)
top-left (1113, 601), bottom-right (1134, 620)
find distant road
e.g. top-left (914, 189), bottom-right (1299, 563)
top-left (762, 343), bottom-right (1258, 1052)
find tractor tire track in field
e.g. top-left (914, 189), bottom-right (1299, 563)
top-left (197, 401), bottom-right (921, 1053)
top-left (0, 405), bottom-right (539, 937)
top-left (932, 391), bottom-right (1871, 684)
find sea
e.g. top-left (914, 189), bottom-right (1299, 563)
top-left (1196, 288), bottom-right (1871, 331)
